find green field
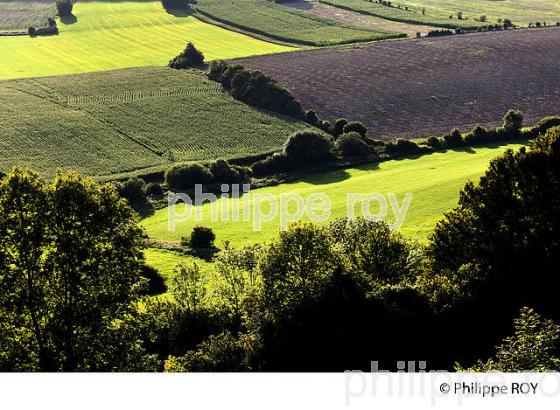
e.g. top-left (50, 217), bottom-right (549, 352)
top-left (319, 0), bottom-right (485, 29)
top-left (195, 0), bottom-right (404, 45)
top-left (0, 0), bottom-right (291, 80)
top-left (144, 248), bottom-right (213, 278)
top-left (401, 0), bottom-right (560, 25)
top-left (142, 141), bottom-right (526, 251)
top-left (0, 67), bottom-right (310, 177)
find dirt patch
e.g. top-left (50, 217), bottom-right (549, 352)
top-left (235, 27), bottom-right (560, 138)
top-left (284, 1), bottom-right (434, 37)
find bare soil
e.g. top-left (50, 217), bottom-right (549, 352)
top-left (235, 27), bottom-right (560, 138)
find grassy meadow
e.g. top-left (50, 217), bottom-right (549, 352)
top-left (195, 0), bottom-right (403, 45)
top-left (142, 141), bottom-right (526, 251)
top-left (0, 0), bottom-right (291, 80)
top-left (0, 67), bottom-right (311, 177)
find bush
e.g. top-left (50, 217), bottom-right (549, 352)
top-left (251, 153), bottom-right (288, 177)
top-left (208, 159), bottom-right (246, 184)
top-left (119, 177), bottom-right (146, 203)
top-left (464, 125), bottom-right (490, 145)
top-left (146, 182), bottom-right (164, 198)
top-left (209, 61), bottom-right (304, 119)
top-left (385, 138), bottom-right (423, 156)
top-left (342, 121), bottom-right (368, 137)
top-left (443, 128), bottom-right (463, 147)
top-left (530, 116), bottom-right (560, 137)
top-left (28, 27), bottom-right (36, 36)
top-left (427, 29), bottom-right (453, 37)
top-left (169, 42), bottom-right (204, 69)
top-left (186, 226), bottom-right (216, 249)
top-left (283, 130), bottom-right (336, 166)
top-left (56, 0), bottom-right (73, 16)
top-left (503, 109), bottom-right (524, 135)
top-left (426, 136), bottom-right (444, 149)
top-left (165, 163), bottom-right (213, 191)
top-left (336, 132), bottom-right (370, 158)
top-left (305, 110), bottom-right (320, 126)
top-left (332, 118), bottom-right (348, 138)
top-left (140, 265), bottom-right (167, 296)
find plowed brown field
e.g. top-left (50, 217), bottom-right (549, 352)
top-left (236, 27), bottom-right (560, 138)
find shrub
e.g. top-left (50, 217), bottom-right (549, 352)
top-left (251, 153), bottom-right (288, 177)
top-left (342, 121), bottom-right (368, 137)
top-left (28, 27), bottom-right (36, 36)
top-left (56, 0), bottom-right (73, 17)
top-left (165, 163), bottom-right (213, 191)
top-left (140, 265), bottom-right (167, 296)
top-left (479, 15), bottom-right (487, 23)
top-left (427, 29), bottom-right (454, 37)
top-left (332, 118), bottom-right (348, 138)
top-left (443, 128), bottom-right (463, 147)
top-left (283, 131), bottom-right (336, 166)
top-left (385, 138), bottom-right (423, 156)
top-left (187, 226), bottom-right (216, 249)
top-left (146, 182), bottom-right (164, 198)
top-left (169, 42), bottom-right (204, 69)
top-left (319, 120), bottom-right (333, 134)
top-left (209, 61), bottom-right (304, 119)
top-left (503, 109), bottom-right (524, 135)
top-left (305, 110), bottom-right (320, 126)
top-left (208, 159), bottom-right (246, 184)
top-left (119, 177), bottom-right (146, 203)
top-left (464, 125), bottom-right (490, 145)
top-left (426, 136), bottom-right (444, 149)
top-left (531, 116), bottom-right (560, 137)
top-left (336, 132), bottom-right (370, 158)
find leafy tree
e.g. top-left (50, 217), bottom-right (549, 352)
top-left (56, 0), bottom-right (73, 17)
top-left (170, 264), bottom-right (207, 312)
top-left (283, 130), bottom-right (336, 166)
top-left (457, 307), bottom-right (560, 371)
top-left (428, 126), bottom-right (560, 317)
top-left (503, 109), bottom-right (524, 135)
top-left (443, 128), bottom-right (464, 147)
top-left (336, 132), bottom-right (370, 158)
top-left (169, 42), bottom-right (204, 69)
top-left (118, 176), bottom-right (146, 204)
top-left (0, 168), bottom-right (149, 371)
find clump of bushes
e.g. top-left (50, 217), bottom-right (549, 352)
top-left (427, 29), bottom-right (454, 37)
top-left (56, 0), bottom-right (73, 17)
top-left (169, 42), bottom-right (204, 69)
top-left (385, 138), bottom-right (425, 156)
top-left (443, 128), bottom-right (464, 147)
top-left (283, 130), bottom-right (336, 166)
top-left (118, 176), bottom-right (147, 204)
top-left (336, 132), bottom-right (371, 158)
top-left (166, 163), bottom-right (213, 191)
top-left (182, 226), bottom-right (216, 249)
top-left (342, 121), bottom-right (368, 137)
top-left (208, 61), bottom-right (305, 119)
top-left (208, 159), bottom-right (250, 184)
top-left (252, 153), bottom-right (289, 178)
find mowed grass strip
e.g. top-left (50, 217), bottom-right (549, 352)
top-left (195, 0), bottom-right (404, 46)
top-left (400, 0), bottom-right (560, 26)
top-left (142, 141), bottom-right (526, 247)
top-left (0, 67), bottom-right (310, 177)
top-left (0, 0), bottom-right (291, 80)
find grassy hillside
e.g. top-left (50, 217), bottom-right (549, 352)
top-left (142, 141), bottom-right (526, 249)
top-left (0, 0), bottom-right (55, 32)
top-left (0, 67), bottom-right (309, 177)
top-left (401, 0), bottom-right (560, 26)
top-left (0, 0), bottom-right (291, 80)
top-left (195, 0), bottom-right (404, 46)
top-left (319, 0), bottom-right (486, 29)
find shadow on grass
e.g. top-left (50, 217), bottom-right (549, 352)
top-left (60, 14), bottom-right (77, 25)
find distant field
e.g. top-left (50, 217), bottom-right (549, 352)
top-left (142, 141), bottom-right (525, 248)
top-left (237, 27), bottom-right (560, 138)
top-left (318, 0), bottom-right (484, 29)
top-left (0, 0), bottom-right (54, 32)
top-left (0, 67), bottom-right (309, 177)
top-left (0, 0), bottom-right (290, 80)
top-left (401, 0), bottom-right (560, 26)
top-left (195, 0), bottom-right (403, 46)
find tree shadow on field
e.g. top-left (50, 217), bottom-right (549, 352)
top-left (60, 14), bottom-right (78, 25)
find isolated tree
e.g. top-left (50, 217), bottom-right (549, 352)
top-left (0, 168), bottom-right (148, 371)
top-left (56, 0), bottom-right (73, 17)
top-left (186, 226), bottom-right (216, 249)
top-left (169, 42), bottom-right (205, 69)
